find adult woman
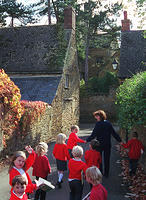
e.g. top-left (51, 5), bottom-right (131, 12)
top-left (86, 110), bottom-right (122, 177)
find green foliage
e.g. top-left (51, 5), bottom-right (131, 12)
top-left (0, 0), bottom-right (37, 26)
top-left (116, 72), bottom-right (146, 131)
top-left (80, 71), bottom-right (119, 96)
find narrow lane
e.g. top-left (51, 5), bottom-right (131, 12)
top-left (46, 123), bottom-right (130, 200)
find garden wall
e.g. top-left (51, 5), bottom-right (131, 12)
top-left (0, 106), bottom-right (53, 155)
top-left (80, 89), bottom-right (117, 123)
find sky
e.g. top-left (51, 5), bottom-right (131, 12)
top-left (13, 0), bottom-right (146, 29)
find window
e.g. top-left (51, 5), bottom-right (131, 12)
top-left (65, 74), bottom-right (69, 89)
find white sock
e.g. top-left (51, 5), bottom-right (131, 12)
top-left (58, 173), bottom-right (63, 182)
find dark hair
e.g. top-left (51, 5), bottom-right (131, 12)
top-left (132, 132), bottom-right (138, 138)
top-left (12, 175), bottom-right (27, 187)
top-left (93, 110), bottom-right (107, 121)
top-left (90, 139), bottom-right (100, 150)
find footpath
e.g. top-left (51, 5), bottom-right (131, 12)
top-left (0, 123), bottom-right (130, 200)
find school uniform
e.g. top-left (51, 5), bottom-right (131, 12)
top-left (89, 184), bottom-right (107, 200)
top-left (9, 191), bottom-right (28, 200)
top-left (9, 150), bottom-right (36, 194)
top-left (53, 143), bottom-right (70, 171)
top-left (85, 149), bottom-right (102, 168)
top-left (122, 138), bottom-right (144, 175)
top-left (32, 154), bottom-right (51, 200)
top-left (68, 158), bottom-right (87, 200)
top-left (67, 132), bottom-right (86, 157)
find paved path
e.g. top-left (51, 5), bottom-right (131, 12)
top-left (45, 123), bottom-right (129, 200)
top-left (0, 123), bottom-right (130, 200)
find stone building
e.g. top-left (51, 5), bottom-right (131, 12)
top-left (0, 7), bottom-right (80, 151)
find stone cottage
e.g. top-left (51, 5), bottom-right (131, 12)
top-left (0, 7), bottom-right (80, 150)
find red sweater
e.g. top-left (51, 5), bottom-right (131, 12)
top-left (122, 138), bottom-right (144, 159)
top-left (89, 184), bottom-right (107, 200)
top-left (67, 132), bottom-right (86, 150)
top-left (85, 149), bottom-right (102, 168)
top-left (9, 151), bottom-right (36, 193)
top-left (68, 158), bottom-right (87, 180)
top-left (32, 154), bottom-right (51, 178)
top-left (9, 191), bottom-right (28, 200)
top-left (53, 143), bottom-right (70, 161)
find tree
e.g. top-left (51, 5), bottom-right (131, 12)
top-left (76, 0), bottom-right (122, 84)
top-left (1, 0), bottom-right (37, 27)
top-left (36, 0), bottom-right (78, 24)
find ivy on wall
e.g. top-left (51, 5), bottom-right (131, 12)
top-left (0, 69), bottom-right (23, 146)
top-left (20, 100), bottom-right (48, 135)
top-left (0, 69), bottom-right (48, 148)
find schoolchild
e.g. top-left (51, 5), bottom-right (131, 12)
top-left (9, 146), bottom-right (37, 194)
top-left (10, 175), bottom-right (28, 200)
top-left (121, 132), bottom-right (144, 176)
top-left (86, 166), bottom-right (107, 200)
top-left (67, 125), bottom-right (86, 158)
top-left (53, 133), bottom-right (70, 188)
top-left (32, 142), bottom-right (51, 200)
top-left (85, 139), bottom-right (102, 169)
top-left (68, 145), bottom-right (87, 200)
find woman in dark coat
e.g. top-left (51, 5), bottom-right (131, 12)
top-left (86, 110), bottom-right (122, 177)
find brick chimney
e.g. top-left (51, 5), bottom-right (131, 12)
top-left (64, 6), bottom-right (76, 31)
top-left (121, 11), bottom-right (130, 31)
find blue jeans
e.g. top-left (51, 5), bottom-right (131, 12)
top-left (69, 180), bottom-right (83, 200)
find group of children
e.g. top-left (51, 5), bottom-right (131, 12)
top-left (9, 125), bottom-right (144, 200)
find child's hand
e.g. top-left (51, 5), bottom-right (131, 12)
top-left (25, 145), bottom-right (33, 154)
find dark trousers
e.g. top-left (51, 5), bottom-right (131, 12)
top-left (129, 159), bottom-right (139, 176)
top-left (99, 147), bottom-right (111, 177)
top-left (68, 149), bottom-right (73, 158)
top-left (34, 176), bottom-right (47, 200)
top-left (69, 180), bottom-right (83, 200)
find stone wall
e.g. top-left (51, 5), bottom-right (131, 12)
top-left (51, 31), bottom-right (80, 137)
top-left (0, 25), bottom-right (61, 73)
top-left (80, 89), bottom-right (117, 123)
top-left (0, 106), bottom-right (53, 155)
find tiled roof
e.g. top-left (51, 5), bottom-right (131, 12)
top-left (11, 76), bottom-right (62, 104)
top-left (119, 30), bottom-right (146, 78)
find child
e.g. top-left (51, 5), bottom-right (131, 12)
top-left (86, 166), bottom-right (107, 200)
top-left (85, 139), bottom-right (102, 169)
top-left (121, 132), bottom-right (144, 176)
top-left (53, 133), bottom-right (70, 188)
top-left (9, 146), bottom-right (37, 194)
top-left (10, 175), bottom-right (28, 200)
top-left (67, 125), bottom-right (86, 158)
top-left (68, 145), bottom-right (87, 200)
top-left (32, 142), bottom-right (51, 200)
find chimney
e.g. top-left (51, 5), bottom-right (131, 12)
top-left (121, 11), bottom-right (130, 31)
top-left (64, 6), bottom-right (76, 31)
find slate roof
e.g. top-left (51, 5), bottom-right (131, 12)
top-left (11, 75), bottom-right (62, 104)
top-left (119, 30), bottom-right (146, 78)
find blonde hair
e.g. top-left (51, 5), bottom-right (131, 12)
top-left (36, 142), bottom-right (48, 156)
top-left (71, 125), bottom-right (79, 132)
top-left (86, 166), bottom-right (102, 185)
top-left (56, 133), bottom-right (66, 144)
top-left (72, 145), bottom-right (83, 158)
top-left (9, 151), bottom-right (26, 173)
